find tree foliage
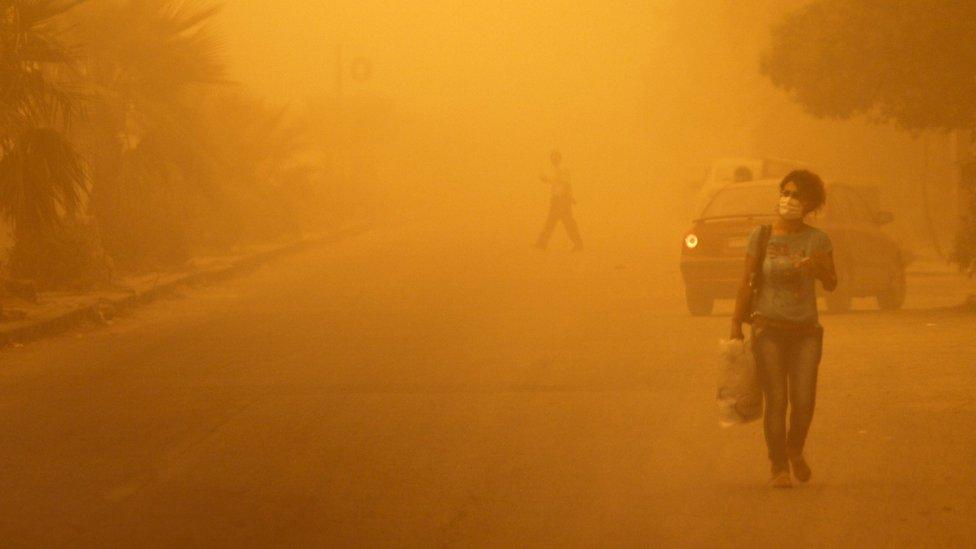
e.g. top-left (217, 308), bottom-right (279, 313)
top-left (0, 127), bottom-right (85, 236)
top-left (0, 1), bottom-right (93, 285)
top-left (0, 0), bottom-right (86, 132)
top-left (762, 1), bottom-right (976, 132)
top-left (65, 1), bottom-right (227, 267)
top-left (763, 1), bottom-right (976, 271)
top-left (0, 1), bottom-right (337, 288)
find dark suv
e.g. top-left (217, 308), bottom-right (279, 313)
top-left (679, 179), bottom-right (908, 316)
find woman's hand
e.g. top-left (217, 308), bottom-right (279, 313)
top-left (797, 251), bottom-right (837, 290)
top-left (797, 251), bottom-right (830, 277)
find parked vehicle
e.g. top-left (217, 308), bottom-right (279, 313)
top-left (680, 179), bottom-right (908, 316)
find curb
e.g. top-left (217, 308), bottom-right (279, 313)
top-left (0, 223), bottom-right (372, 348)
top-left (906, 265), bottom-right (958, 277)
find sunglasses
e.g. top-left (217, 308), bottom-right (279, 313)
top-left (780, 189), bottom-right (804, 199)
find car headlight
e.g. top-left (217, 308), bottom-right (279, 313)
top-left (684, 234), bottom-right (699, 250)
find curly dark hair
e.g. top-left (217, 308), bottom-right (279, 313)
top-left (780, 170), bottom-right (826, 213)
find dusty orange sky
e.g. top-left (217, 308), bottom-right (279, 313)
top-left (221, 4), bottom-right (656, 100)
top-left (216, 2), bottom-right (765, 231)
top-left (219, 2), bottom-right (661, 139)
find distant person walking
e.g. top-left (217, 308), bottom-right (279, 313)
top-left (535, 150), bottom-right (583, 251)
top-left (730, 170), bottom-right (837, 489)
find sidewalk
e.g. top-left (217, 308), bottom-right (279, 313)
top-left (903, 255), bottom-right (976, 312)
top-left (906, 258), bottom-right (957, 276)
top-left (0, 223), bottom-right (371, 348)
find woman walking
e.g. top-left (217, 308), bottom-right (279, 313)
top-left (730, 170), bottom-right (838, 488)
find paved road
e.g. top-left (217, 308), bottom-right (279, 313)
top-left (1, 219), bottom-right (974, 547)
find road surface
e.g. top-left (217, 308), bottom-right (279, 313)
top-left (1, 216), bottom-right (974, 547)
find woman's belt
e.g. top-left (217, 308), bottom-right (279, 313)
top-left (752, 315), bottom-right (821, 333)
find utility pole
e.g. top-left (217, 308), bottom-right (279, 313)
top-left (331, 44), bottom-right (373, 186)
top-left (334, 44), bottom-right (349, 184)
top-left (335, 44), bottom-right (344, 100)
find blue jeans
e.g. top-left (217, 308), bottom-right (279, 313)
top-left (752, 323), bottom-right (823, 472)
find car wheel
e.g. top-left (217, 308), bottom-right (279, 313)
top-left (824, 263), bottom-right (852, 314)
top-left (685, 288), bottom-right (714, 316)
top-left (877, 267), bottom-right (906, 310)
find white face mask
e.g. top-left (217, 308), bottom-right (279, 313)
top-left (779, 196), bottom-right (804, 220)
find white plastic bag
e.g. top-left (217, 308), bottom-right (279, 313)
top-left (716, 337), bottom-right (763, 427)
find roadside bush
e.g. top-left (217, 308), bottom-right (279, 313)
top-left (8, 223), bottom-right (114, 290)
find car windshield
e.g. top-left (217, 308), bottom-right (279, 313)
top-left (702, 185), bottom-right (779, 218)
top-left (707, 160), bottom-right (762, 184)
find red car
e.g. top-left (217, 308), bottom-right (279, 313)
top-left (680, 179), bottom-right (908, 316)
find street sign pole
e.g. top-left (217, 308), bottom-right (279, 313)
top-left (335, 44), bottom-right (344, 100)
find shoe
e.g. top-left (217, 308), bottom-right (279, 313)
top-left (789, 455), bottom-right (812, 483)
top-left (770, 469), bottom-right (792, 489)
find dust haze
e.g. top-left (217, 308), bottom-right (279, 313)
top-left (1, 1), bottom-right (974, 546)
top-left (218, 1), bottom-right (957, 252)
top-left (222, 2), bottom-right (665, 242)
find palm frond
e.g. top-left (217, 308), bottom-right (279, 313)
top-left (0, 126), bottom-right (88, 236)
top-left (1, 0), bottom-right (88, 131)
top-left (155, 1), bottom-right (222, 35)
top-left (69, 0), bottom-right (227, 101)
top-left (14, 0), bottom-right (89, 27)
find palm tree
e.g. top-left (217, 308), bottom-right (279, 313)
top-left (65, 0), bottom-right (227, 265)
top-left (195, 91), bottom-right (315, 242)
top-left (0, 0), bottom-right (89, 244)
top-left (0, 127), bottom-right (85, 237)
